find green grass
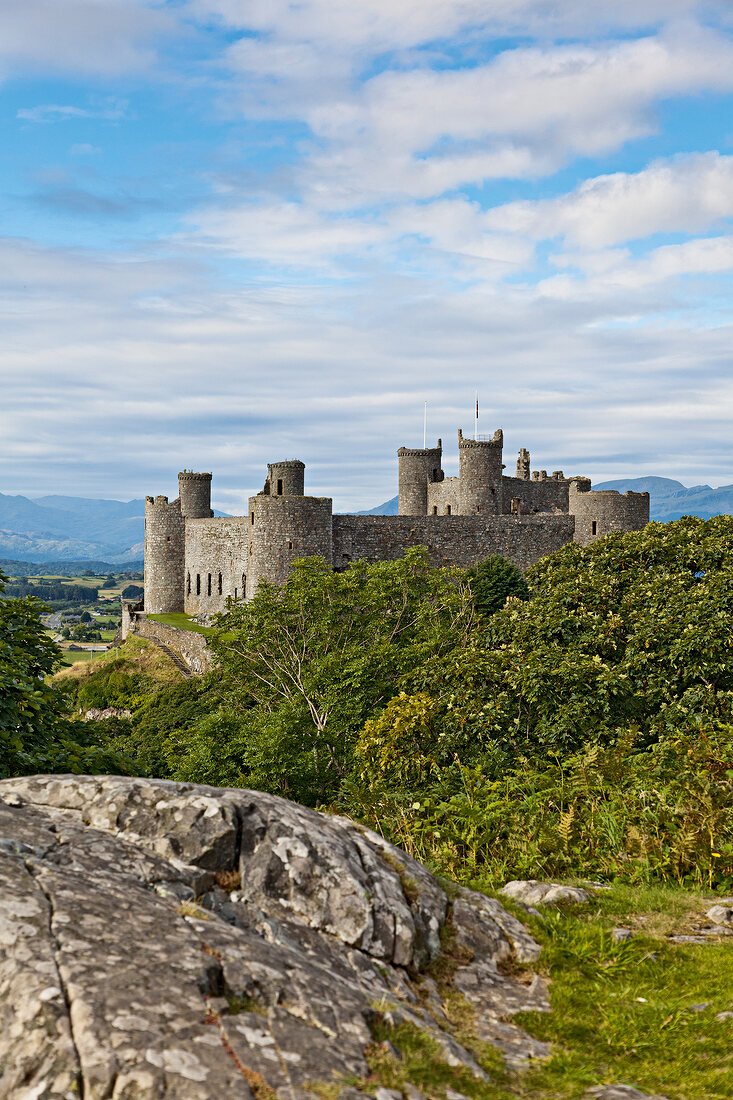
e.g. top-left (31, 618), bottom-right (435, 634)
top-left (314, 883), bottom-right (733, 1100)
top-left (146, 612), bottom-right (213, 636)
top-left (507, 886), bottom-right (733, 1099)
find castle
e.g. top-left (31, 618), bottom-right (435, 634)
top-left (143, 428), bottom-right (649, 616)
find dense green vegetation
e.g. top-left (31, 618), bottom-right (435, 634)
top-left (0, 570), bottom-right (126, 777)
top-left (48, 515), bottom-right (733, 895)
top-left (3, 578), bottom-right (100, 605)
top-left (5, 523), bottom-right (733, 1096)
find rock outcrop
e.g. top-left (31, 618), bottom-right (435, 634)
top-left (0, 775), bottom-right (550, 1099)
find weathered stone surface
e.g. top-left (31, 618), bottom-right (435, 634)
top-left (0, 775), bottom-right (550, 1098)
top-left (500, 880), bottom-right (592, 906)
top-left (706, 904), bottom-right (733, 927)
top-left (611, 928), bottom-right (634, 943)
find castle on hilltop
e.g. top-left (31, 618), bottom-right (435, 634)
top-left (142, 428), bottom-right (649, 616)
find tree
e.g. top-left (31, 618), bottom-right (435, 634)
top-left (121, 585), bottom-right (144, 600)
top-left (0, 571), bottom-right (129, 778)
top-left (189, 549), bottom-right (475, 803)
top-left (466, 554), bottom-right (529, 618)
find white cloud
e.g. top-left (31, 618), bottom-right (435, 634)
top-left (487, 152), bottom-right (733, 248)
top-left (214, 25), bottom-right (733, 207)
top-left (0, 0), bottom-right (170, 80)
top-left (193, 0), bottom-right (715, 52)
top-left (17, 100), bottom-right (127, 123)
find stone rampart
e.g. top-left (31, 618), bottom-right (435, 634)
top-left (332, 513), bottom-right (575, 573)
top-left (131, 615), bottom-right (213, 675)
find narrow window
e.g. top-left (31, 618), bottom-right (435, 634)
top-left (592, 520), bottom-right (597, 535)
top-left (277, 478), bottom-right (283, 496)
top-left (234, 588), bottom-right (238, 599)
top-left (218, 573), bottom-right (222, 595)
top-left (242, 576), bottom-right (246, 599)
top-left (432, 506), bottom-right (438, 515)
top-left (186, 573), bottom-right (191, 595)
top-left (476, 505), bottom-right (481, 514)
top-left (196, 574), bottom-right (201, 595)
top-left (166, 535), bottom-right (171, 543)
top-left (251, 511), bottom-right (255, 525)
top-left (446, 504), bottom-right (452, 515)
top-left (207, 573), bottom-right (212, 596)
top-left (288, 540), bottom-right (293, 550)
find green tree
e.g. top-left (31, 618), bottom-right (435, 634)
top-left (181, 549), bottom-right (475, 803)
top-left (466, 554), bottom-right (529, 618)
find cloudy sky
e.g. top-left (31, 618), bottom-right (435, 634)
top-left (2, 0), bottom-right (733, 512)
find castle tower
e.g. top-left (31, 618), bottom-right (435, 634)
top-left (247, 490), bottom-right (333, 594)
top-left (143, 495), bottom-right (185, 613)
top-left (516, 448), bottom-right (530, 480)
top-left (178, 472), bottom-right (213, 518)
top-left (458, 428), bottom-right (504, 515)
top-left (397, 440), bottom-right (443, 515)
top-left (266, 460), bottom-right (305, 497)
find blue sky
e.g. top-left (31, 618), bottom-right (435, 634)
top-left (2, 0), bottom-right (733, 513)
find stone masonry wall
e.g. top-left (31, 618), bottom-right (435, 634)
top-left (332, 513), bottom-right (576, 573)
top-left (132, 615), bottom-right (214, 674)
top-left (184, 517), bottom-right (250, 616)
top-left (144, 497), bottom-right (185, 614)
top-left (426, 476), bottom-right (460, 515)
top-left (570, 483), bottom-right (650, 546)
top-left (248, 495), bottom-right (333, 591)
top-left (501, 475), bottom-right (570, 515)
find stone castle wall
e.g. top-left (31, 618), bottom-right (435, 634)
top-left (570, 483), bottom-right (651, 546)
top-left (248, 495), bottom-right (334, 590)
top-left (131, 615), bottom-right (213, 674)
top-left (501, 474), bottom-right (570, 515)
top-left (184, 517), bottom-right (250, 616)
top-left (143, 430), bottom-right (651, 617)
top-left (144, 497), bottom-right (185, 614)
top-left (332, 513), bottom-right (575, 573)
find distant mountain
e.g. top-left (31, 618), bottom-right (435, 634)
top-left (358, 480), bottom-right (733, 524)
top-left (0, 492), bottom-right (146, 562)
top-left (0, 492), bottom-right (230, 562)
top-left (356, 495), bottom-right (398, 516)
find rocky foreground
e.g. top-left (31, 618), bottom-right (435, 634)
top-left (0, 775), bottom-right (551, 1099)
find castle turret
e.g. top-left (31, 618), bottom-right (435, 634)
top-left (569, 478), bottom-right (649, 545)
top-left (265, 460), bottom-right (305, 497)
top-left (178, 471), bottom-right (212, 518)
top-left (516, 448), bottom-right (530, 480)
top-left (397, 440), bottom-right (443, 515)
top-left (144, 495), bottom-right (185, 613)
top-left (458, 428), bottom-right (503, 515)
top-left (247, 491), bottom-right (333, 595)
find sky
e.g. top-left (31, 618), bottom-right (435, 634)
top-left (2, 0), bottom-right (733, 514)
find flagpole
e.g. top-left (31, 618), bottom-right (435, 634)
top-left (423, 402), bottom-right (427, 449)
top-left (474, 392), bottom-right (479, 441)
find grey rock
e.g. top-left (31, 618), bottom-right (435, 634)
top-left (501, 879), bottom-right (591, 906)
top-left (584, 1087), bottom-right (670, 1100)
top-left (715, 1010), bottom-right (733, 1020)
top-left (611, 928), bottom-right (633, 943)
top-left (706, 904), bottom-right (733, 927)
top-left (0, 774), bottom-right (548, 1098)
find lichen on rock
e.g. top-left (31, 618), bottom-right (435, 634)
top-left (0, 775), bottom-right (551, 1098)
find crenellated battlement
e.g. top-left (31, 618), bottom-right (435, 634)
top-left (143, 430), bottom-right (650, 616)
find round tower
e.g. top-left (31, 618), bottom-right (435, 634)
top-left (397, 441), bottom-right (443, 515)
top-left (458, 428), bottom-right (504, 515)
top-left (266, 460), bottom-right (305, 497)
top-left (144, 495), bottom-right (185, 613)
top-left (178, 472), bottom-right (213, 519)
top-left (247, 494), bottom-right (333, 595)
